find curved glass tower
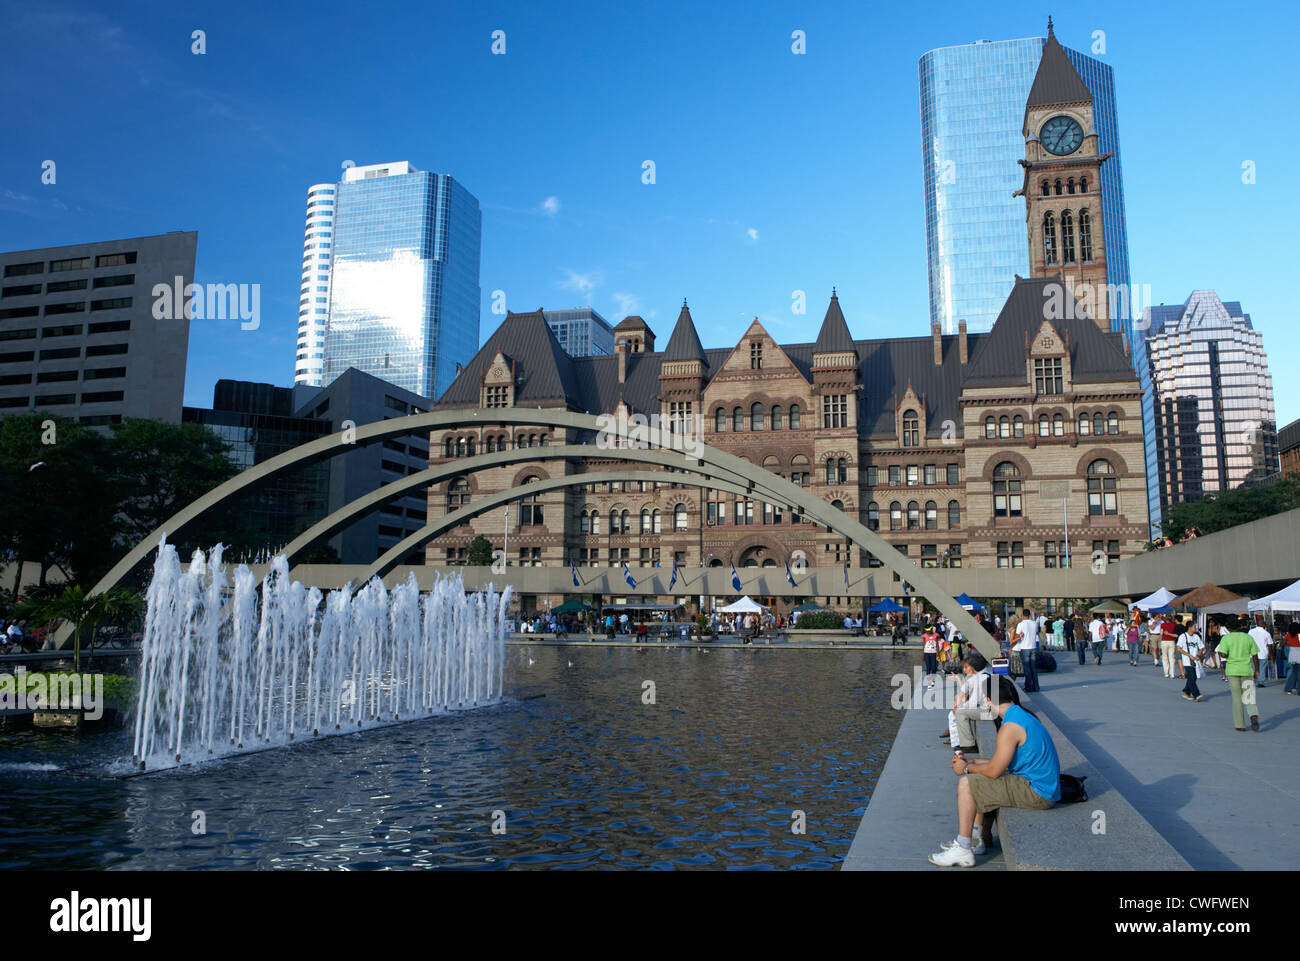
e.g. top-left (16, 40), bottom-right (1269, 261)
top-left (295, 183), bottom-right (335, 387)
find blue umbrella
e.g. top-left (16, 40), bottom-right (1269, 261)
top-left (955, 593), bottom-right (986, 611)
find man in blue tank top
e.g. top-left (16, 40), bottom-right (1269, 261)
top-left (930, 675), bottom-right (1061, 867)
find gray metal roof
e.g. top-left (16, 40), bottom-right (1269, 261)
top-left (661, 301), bottom-right (709, 365)
top-left (963, 276), bottom-right (1133, 387)
top-left (813, 290), bottom-right (857, 355)
top-left (438, 310), bottom-right (585, 408)
top-left (1027, 22), bottom-right (1092, 111)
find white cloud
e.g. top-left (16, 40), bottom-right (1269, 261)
top-left (747, 227), bottom-right (760, 241)
top-left (540, 196), bottom-right (560, 216)
top-left (558, 269), bottom-right (602, 301)
top-left (612, 292), bottom-right (639, 316)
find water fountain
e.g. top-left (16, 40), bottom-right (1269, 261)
top-left (130, 541), bottom-right (511, 771)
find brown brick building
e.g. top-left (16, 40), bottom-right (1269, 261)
top-left (424, 28), bottom-right (1149, 608)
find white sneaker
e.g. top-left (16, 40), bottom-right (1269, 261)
top-left (941, 835), bottom-right (986, 855)
top-left (929, 842), bottom-right (976, 867)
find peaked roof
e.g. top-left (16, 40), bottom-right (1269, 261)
top-left (814, 290), bottom-right (856, 354)
top-left (614, 315), bottom-right (650, 332)
top-left (963, 277), bottom-right (1134, 387)
top-left (662, 300), bottom-right (708, 366)
top-left (437, 310), bottom-right (583, 408)
top-left (1027, 20), bottom-right (1093, 111)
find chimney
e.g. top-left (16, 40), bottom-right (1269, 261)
top-left (616, 338), bottom-right (628, 383)
top-left (958, 320), bottom-right (968, 365)
top-left (931, 322), bottom-right (942, 366)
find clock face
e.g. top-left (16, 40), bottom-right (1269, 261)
top-left (1040, 115), bottom-right (1083, 155)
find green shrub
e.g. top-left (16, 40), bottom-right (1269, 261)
top-left (793, 610), bottom-right (845, 630)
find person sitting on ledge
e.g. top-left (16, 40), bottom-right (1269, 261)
top-left (930, 675), bottom-right (1061, 867)
top-left (939, 651), bottom-right (990, 753)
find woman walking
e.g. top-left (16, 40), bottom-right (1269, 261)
top-left (1127, 616), bottom-right (1142, 666)
top-left (1284, 622), bottom-right (1300, 695)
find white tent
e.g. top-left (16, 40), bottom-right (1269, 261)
top-left (1248, 579), bottom-right (1300, 613)
top-left (1131, 587), bottom-right (1177, 611)
top-left (717, 596), bottom-right (767, 614)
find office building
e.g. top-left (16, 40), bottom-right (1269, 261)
top-left (294, 183), bottom-right (337, 387)
top-left (1145, 290), bottom-right (1278, 525)
top-left (318, 161), bottom-right (481, 400)
top-left (543, 308), bottom-right (614, 358)
top-left (0, 231), bottom-right (197, 425)
top-left (919, 25), bottom-right (1132, 343)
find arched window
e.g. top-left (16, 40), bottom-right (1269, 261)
top-left (1053, 413), bottom-right (1064, 436)
top-left (1061, 209), bottom-right (1076, 263)
top-left (580, 510), bottom-right (591, 534)
top-left (867, 501), bottom-right (879, 531)
top-left (466, 437), bottom-right (475, 456)
top-left (1107, 411), bottom-right (1119, 434)
top-left (992, 462), bottom-right (1022, 518)
top-left (1054, 178), bottom-right (1062, 196)
top-left (715, 408), bottom-right (726, 433)
top-left (907, 500), bottom-right (920, 529)
top-left (1078, 413), bottom-right (1091, 436)
top-left (789, 404), bottom-right (801, 429)
top-left (751, 403), bottom-right (765, 431)
top-left (1067, 177), bottom-right (1076, 195)
top-left (1013, 415), bottom-right (1025, 438)
top-left (925, 500), bottom-right (938, 530)
top-left (1087, 459), bottom-right (1118, 516)
top-left (1041, 179), bottom-right (1050, 196)
top-left (999, 416), bottom-right (1010, 438)
top-left (590, 510), bottom-right (600, 535)
top-left (539, 435), bottom-right (548, 447)
top-left (456, 438), bottom-right (466, 457)
top-left (485, 435), bottom-right (496, 453)
top-left (519, 477), bottom-right (543, 526)
top-left (947, 500), bottom-right (961, 530)
top-left (621, 509), bottom-right (629, 533)
top-left (889, 501), bottom-right (902, 530)
top-left (733, 406), bottom-right (745, 432)
top-left (825, 458), bottom-right (836, 486)
top-left (771, 405), bottom-right (783, 430)
top-left (1079, 209), bottom-right (1093, 261)
top-left (838, 458), bottom-right (848, 483)
top-left (674, 503), bottom-right (688, 531)
top-left (903, 409), bottom-right (920, 447)
top-left (609, 509), bottom-right (620, 534)
top-left (1038, 414), bottom-right (1049, 437)
top-left (444, 438), bottom-right (454, 457)
top-left (640, 509), bottom-right (651, 534)
top-left (652, 509), bottom-right (661, 533)
top-left (446, 477), bottom-right (470, 511)
top-left (1043, 211), bottom-right (1058, 265)
top-left (985, 416), bottom-right (996, 439)
top-left (1093, 412), bottom-right (1105, 436)
top-left (1080, 176), bottom-right (1088, 193)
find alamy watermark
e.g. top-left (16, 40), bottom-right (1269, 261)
top-left (595, 410), bottom-right (704, 460)
top-left (0, 668), bottom-right (104, 720)
top-left (152, 275), bottom-right (260, 330)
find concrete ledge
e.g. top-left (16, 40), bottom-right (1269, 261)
top-left (986, 694), bottom-right (1191, 871)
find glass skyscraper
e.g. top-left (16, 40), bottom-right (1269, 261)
top-left (918, 36), bottom-right (1131, 343)
top-left (1145, 291), bottom-right (1278, 529)
top-left (543, 308), bottom-right (614, 357)
top-left (319, 161), bottom-right (481, 400)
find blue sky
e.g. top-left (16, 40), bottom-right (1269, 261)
top-left (1, 0), bottom-right (1297, 419)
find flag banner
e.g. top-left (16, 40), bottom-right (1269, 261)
top-left (571, 561), bottom-right (580, 588)
top-left (669, 561), bottom-right (678, 591)
top-left (730, 563), bottom-right (742, 592)
top-left (623, 563), bottom-right (637, 589)
top-left (785, 561), bottom-right (796, 587)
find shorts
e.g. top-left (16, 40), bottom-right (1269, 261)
top-left (966, 772), bottom-right (1056, 813)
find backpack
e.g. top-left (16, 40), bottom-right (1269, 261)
top-left (1058, 773), bottom-right (1089, 804)
top-left (1035, 650), bottom-right (1057, 672)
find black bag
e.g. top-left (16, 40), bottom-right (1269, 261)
top-left (1058, 773), bottom-right (1088, 803)
top-left (1035, 650), bottom-right (1058, 672)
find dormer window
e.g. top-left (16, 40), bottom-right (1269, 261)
top-left (484, 384), bottom-right (510, 408)
top-left (750, 341), bottom-right (763, 369)
top-left (1034, 358), bottom-right (1063, 395)
top-left (902, 409), bottom-right (920, 447)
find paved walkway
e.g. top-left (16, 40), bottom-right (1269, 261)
top-left (1024, 648), bottom-right (1297, 870)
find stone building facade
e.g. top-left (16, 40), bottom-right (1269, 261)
top-left (424, 31), bottom-right (1149, 607)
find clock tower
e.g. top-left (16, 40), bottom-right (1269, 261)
top-left (1017, 19), bottom-right (1112, 331)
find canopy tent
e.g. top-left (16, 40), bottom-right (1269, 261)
top-left (1200, 597), bottom-right (1251, 617)
top-left (601, 602), bottom-right (684, 613)
top-left (954, 593), bottom-right (986, 611)
top-left (867, 599), bottom-right (908, 613)
top-left (717, 596), bottom-right (767, 614)
top-left (1170, 583), bottom-right (1242, 612)
top-left (552, 599), bottom-right (595, 614)
top-left (1089, 600), bottom-right (1130, 614)
top-left (791, 602), bottom-right (826, 613)
top-left (1248, 579), bottom-right (1300, 613)
top-left (1131, 587), bottom-right (1177, 612)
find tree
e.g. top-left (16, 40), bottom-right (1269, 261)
top-left (1162, 477), bottom-right (1300, 541)
top-left (466, 535), bottom-right (494, 566)
top-left (0, 413), bottom-right (117, 589)
top-left (107, 419), bottom-right (242, 556)
top-left (19, 585), bottom-right (142, 671)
